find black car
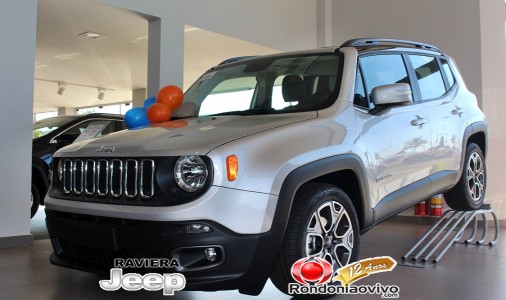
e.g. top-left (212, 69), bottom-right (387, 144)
top-left (31, 113), bottom-right (126, 217)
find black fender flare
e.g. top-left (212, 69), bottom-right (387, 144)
top-left (32, 157), bottom-right (50, 203)
top-left (271, 153), bottom-right (372, 246)
top-left (457, 121), bottom-right (488, 179)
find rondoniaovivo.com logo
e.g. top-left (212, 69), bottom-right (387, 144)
top-left (291, 257), bottom-right (333, 285)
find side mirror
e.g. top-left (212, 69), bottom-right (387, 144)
top-left (371, 83), bottom-right (412, 106)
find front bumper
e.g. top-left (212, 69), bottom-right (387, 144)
top-left (44, 186), bottom-right (278, 235)
top-left (45, 208), bottom-right (283, 293)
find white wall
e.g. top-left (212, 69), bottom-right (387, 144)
top-left (103, 0), bottom-right (317, 51)
top-left (332, 0), bottom-right (482, 103)
top-left (101, 0), bottom-right (317, 95)
top-left (479, 0), bottom-right (506, 218)
top-left (332, 0), bottom-right (506, 218)
top-left (0, 0), bottom-right (37, 246)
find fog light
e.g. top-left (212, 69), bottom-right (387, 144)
top-left (188, 223), bottom-right (212, 234)
top-left (204, 247), bottom-right (217, 262)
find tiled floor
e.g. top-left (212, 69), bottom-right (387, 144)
top-left (0, 209), bottom-right (504, 300)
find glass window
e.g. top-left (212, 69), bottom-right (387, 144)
top-left (33, 116), bottom-right (77, 139)
top-left (409, 55), bottom-right (446, 100)
top-left (182, 53), bottom-right (341, 117)
top-left (360, 54), bottom-right (409, 96)
top-left (199, 77), bottom-right (256, 116)
top-left (272, 75), bottom-right (296, 109)
top-left (65, 120), bottom-right (115, 144)
top-left (440, 58), bottom-right (455, 88)
top-left (353, 68), bottom-right (369, 108)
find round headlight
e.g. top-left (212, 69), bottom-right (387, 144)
top-left (174, 156), bottom-right (208, 192)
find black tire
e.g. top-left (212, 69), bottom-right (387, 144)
top-left (270, 183), bottom-right (360, 297)
top-left (444, 143), bottom-right (486, 211)
top-left (31, 183), bottom-right (40, 218)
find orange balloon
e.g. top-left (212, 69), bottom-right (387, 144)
top-left (156, 85), bottom-right (183, 110)
top-left (147, 103), bottom-right (172, 123)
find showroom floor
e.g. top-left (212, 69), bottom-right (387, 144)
top-left (0, 210), bottom-right (504, 300)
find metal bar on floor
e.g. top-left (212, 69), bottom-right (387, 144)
top-left (400, 204), bottom-right (499, 267)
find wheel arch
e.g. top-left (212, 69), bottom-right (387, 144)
top-left (276, 154), bottom-right (373, 236)
top-left (32, 158), bottom-right (50, 205)
top-left (467, 131), bottom-right (486, 157)
top-left (457, 121), bottom-right (488, 177)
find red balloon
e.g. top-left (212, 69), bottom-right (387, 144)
top-left (147, 103), bottom-right (172, 123)
top-left (157, 85), bottom-right (183, 110)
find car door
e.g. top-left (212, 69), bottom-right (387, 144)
top-left (354, 54), bottom-right (432, 209)
top-left (407, 55), bottom-right (468, 190)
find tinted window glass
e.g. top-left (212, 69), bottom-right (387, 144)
top-left (183, 54), bottom-right (341, 117)
top-left (409, 55), bottom-right (446, 100)
top-left (440, 58), bottom-right (455, 88)
top-left (354, 68), bottom-right (369, 108)
top-left (360, 54), bottom-right (409, 96)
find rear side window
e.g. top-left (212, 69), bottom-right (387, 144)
top-left (359, 54), bottom-right (409, 96)
top-left (408, 55), bottom-right (446, 100)
top-left (440, 58), bottom-right (455, 88)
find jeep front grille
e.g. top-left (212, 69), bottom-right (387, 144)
top-left (61, 158), bottom-right (155, 199)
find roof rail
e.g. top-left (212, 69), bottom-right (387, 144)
top-left (341, 38), bottom-right (440, 53)
top-left (218, 56), bottom-right (256, 65)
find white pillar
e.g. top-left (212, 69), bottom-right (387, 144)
top-left (147, 17), bottom-right (184, 96)
top-left (0, 0), bottom-right (37, 247)
top-left (132, 88), bottom-right (147, 107)
top-left (316, 0), bottom-right (333, 47)
top-left (57, 107), bottom-right (76, 116)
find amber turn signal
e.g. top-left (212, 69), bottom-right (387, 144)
top-left (226, 155), bottom-right (238, 181)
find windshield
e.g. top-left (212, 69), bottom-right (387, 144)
top-left (182, 53), bottom-right (342, 117)
top-left (33, 116), bottom-right (77, 139)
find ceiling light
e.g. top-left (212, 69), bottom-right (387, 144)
top-left (98, 88), bottom-right (106, 100)
top-left (78, 31), bottom-right (106, 40)
top-left (57, 82), bottom-right (66, 95)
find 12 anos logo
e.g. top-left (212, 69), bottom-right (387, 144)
top-left (291, 257), bottom-right (333, 285)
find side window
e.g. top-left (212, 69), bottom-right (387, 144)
top-left (360, 54), bottom-right (410, 96)
top-left (353, 68), bottom-right (369, 108)
top-left (116, 120), bottom-right (128, 130)
top-left (408, 55), bottom-right (446, 100)
top-left (65, 120), bottom-right (114, 144)
top-left (440, 58), bottom-right (455, 88)
top-left (97, 120), bottom-right (116, 136)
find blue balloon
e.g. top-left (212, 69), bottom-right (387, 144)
top-left (124, 107), bottom-right (149, 129)
top-left (143, 96), bottom-right (156, 110)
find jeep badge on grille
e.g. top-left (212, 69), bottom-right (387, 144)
top-left (96, 146), bottom-right (115, 153)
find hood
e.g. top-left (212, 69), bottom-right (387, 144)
top-left (55, 112), bottom-right (317, 157)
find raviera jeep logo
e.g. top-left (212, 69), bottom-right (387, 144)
top-left (96, 146), bottom-right (115, 153)
top-left (99, 258), bottom-right (185, 295)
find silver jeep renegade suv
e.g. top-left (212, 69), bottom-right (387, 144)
top-left (45, 38), bottom-right (487, 296)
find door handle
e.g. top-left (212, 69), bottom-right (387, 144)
top-left (411, 115), bottom-right (428, 126)
top-left (452, 106), bottom-right (466, 116)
